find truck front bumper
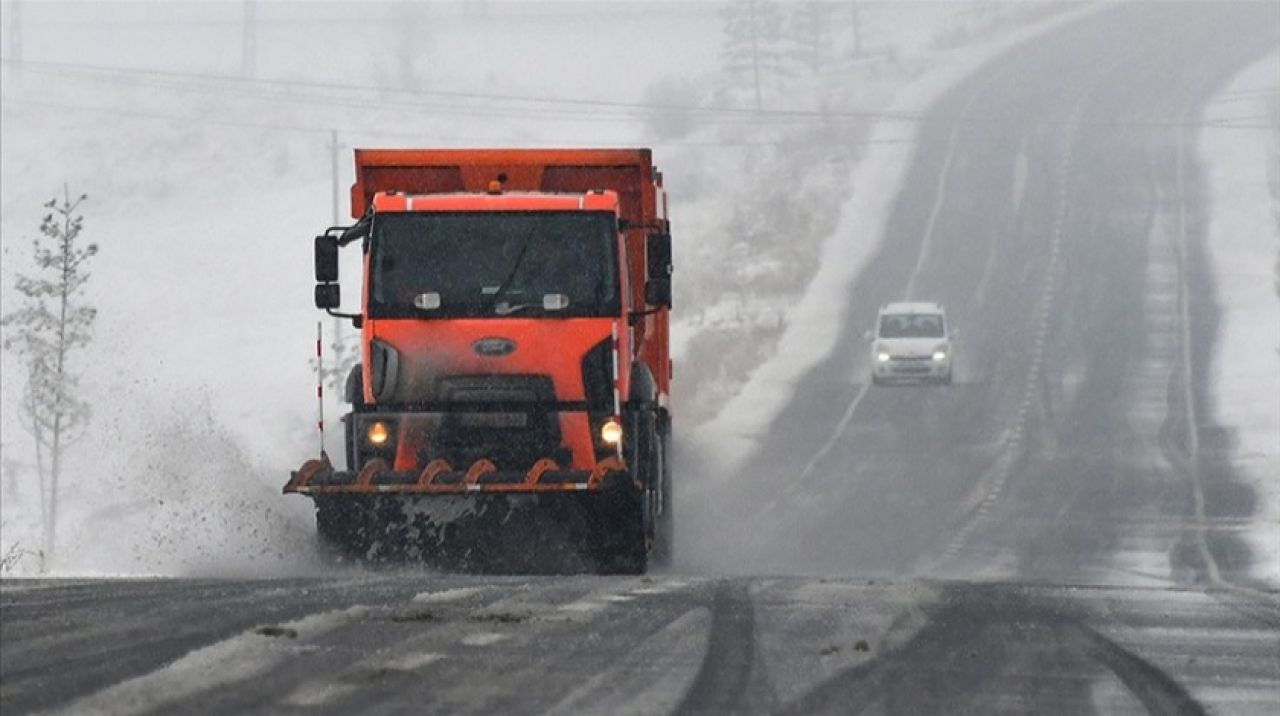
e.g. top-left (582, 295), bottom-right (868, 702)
top-left (284, 455), bottom-right (632, 496)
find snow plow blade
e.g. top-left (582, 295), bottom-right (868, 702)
top-left (283, 455), bottom-right (634, 496)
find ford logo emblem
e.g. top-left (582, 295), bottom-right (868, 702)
top-left (473, 337), bottom-right (516, 357)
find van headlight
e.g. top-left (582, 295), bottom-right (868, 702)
top-left (933, 344), bottom-right (949, 362)
top-left (877, 351), bottom-right (891, 363)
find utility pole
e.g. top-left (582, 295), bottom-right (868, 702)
top-left (9, 0), bottom-right (22, 75)
top-left (242, 0), bottom-right (256, 78)
top-left (328, 129), bottom-right (345, 373)
top-left (851, 2), bottom-right (862, 60)
top-left (749, 0), bottom-right (763, 112)
top-left (329, 129), bottom-right (340, 226)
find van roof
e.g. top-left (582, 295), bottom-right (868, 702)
top-left (881, 301), bottom-right (944, 315)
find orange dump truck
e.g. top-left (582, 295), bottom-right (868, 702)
top-left (286, 149), bottom-right (673, 573)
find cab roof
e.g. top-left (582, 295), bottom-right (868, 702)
top-left (880, 301), bottom-right (945, 315)
top-left (371, 189), bottom-right (620, 214)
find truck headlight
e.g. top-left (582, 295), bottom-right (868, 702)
top-left (600, 418), bottom-right (623, 446)
top-left (877, 351), bottom-right (891, 363)
top-left (933, 350), bottom-right (948, 362)
top-left (366, 420), bottom-right (391, 446)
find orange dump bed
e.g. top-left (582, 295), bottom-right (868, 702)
top-left (350, 148), bottom-right (667, 231)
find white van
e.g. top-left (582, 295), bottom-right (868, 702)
top-left (870, 302), bottom-right (953, 386)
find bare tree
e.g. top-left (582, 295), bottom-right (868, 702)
top-left (241, 0), bottom-right (257, 78)
top-left (388, 1), bottom-right (432, 91)
top-left (1, 186), bottom-right (97, 570)
top-left (786, 1), bottom-right (833, 75)
top-left (849, 1), bottom-right (863, 60)
top-left (721, 0), bottom-right (788, 111)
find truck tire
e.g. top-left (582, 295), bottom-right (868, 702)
top-left (596, 407), bottom-right (657, 574)
top-left (343, 365), bottom-right (365, 471)
top-left (651, 414), bottom-right (674, 567)
top-left (344, 364), bottom-right (366, 409)
top-left (343, 419), bottom-right (356, 471)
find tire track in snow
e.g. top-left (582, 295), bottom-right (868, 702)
top-left (921, 31), bottom-right (1170, 573)
top-left (52, 605), bottom-right (369, 715)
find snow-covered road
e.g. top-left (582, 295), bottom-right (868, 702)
top-left (3, 575), bottom-right (1277, 714)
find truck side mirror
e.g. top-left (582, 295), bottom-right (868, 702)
top-left (315, 235), bottom-right (339, 282)
top-left (647, 233), bottom-right (672, 279)
top-left (645, 278), bottom-right (671, 308)
top-left (646, 233), bottom-right (672, 308)
top-left (315, 283), bottom-right (341, 310)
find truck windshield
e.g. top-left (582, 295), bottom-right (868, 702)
top-left (368, 211), bottom-right (620, 319)
top-left (879, 313), bottom-right (946, 338)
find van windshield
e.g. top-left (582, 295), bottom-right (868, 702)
top-left (368, 211), bottom-right (620, 319)
top-left (879, 313), bottom-right (946, 338)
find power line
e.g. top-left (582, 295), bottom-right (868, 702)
top-left (1, 96), bottom-right (912, 147)
top-left (4, 57), bottom-right (1272, 136)
top-left (0, 56), bottom-right (924, 123)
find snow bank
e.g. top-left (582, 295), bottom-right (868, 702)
top-left (1199, 50), bottom-right (1280, 587)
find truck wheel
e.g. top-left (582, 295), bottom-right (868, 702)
top-left (596, 408), bottom-right (656, 574)
top-left (343, 365), bottom-right (365, 471)
top-left (343, 419), bottom-right (356, 471)
top-left (651, 415), bottom-right (674, 567)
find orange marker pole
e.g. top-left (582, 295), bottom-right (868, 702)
top-left (316, 321), bottom-right (326, 458)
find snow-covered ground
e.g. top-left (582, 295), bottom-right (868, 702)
top-left (0, 1), bottom-right (1086, 576)
top-left (0, 0), bottom-right (724, 577)
top-left (1199, 50), bottom-right (1280, 588)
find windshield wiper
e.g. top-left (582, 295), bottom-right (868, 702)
top-left (484, 228), bottom-right (537, 313)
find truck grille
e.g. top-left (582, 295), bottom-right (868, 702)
top-left (433, 375), bottom-right (562, 470)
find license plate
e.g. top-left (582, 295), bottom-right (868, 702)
top-left (457, 413), bottom-right (528, 429)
